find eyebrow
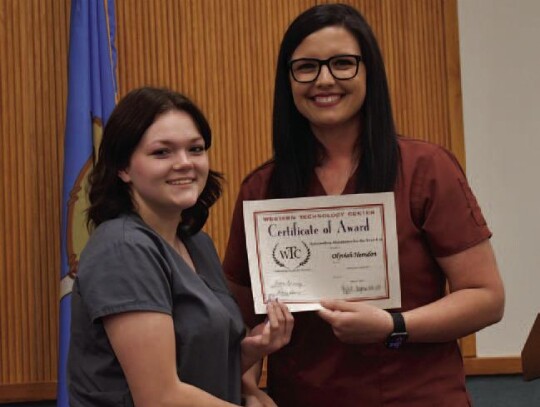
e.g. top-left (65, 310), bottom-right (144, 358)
top-left (147, 135), bottom-right (204, 146)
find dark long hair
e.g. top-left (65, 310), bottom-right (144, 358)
top-left (87, 86), bottom-right (223, 236)
top-left (269, 3), bottom-right (399, 197)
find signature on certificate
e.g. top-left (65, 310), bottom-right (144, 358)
top-left (269, 280), bottom-right (306, 297)
top-left (341, 282), bottom-right (382, 295)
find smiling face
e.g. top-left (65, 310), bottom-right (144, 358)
top-left (290, 26), bottom-right (366, 133)
top-left (118, 109), bottom-right (209, 220)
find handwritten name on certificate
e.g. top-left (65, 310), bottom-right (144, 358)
top-left (243, 193), bottom-right (401, 314)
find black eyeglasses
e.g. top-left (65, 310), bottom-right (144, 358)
top-left (289, 54), bottom-right (363, 83)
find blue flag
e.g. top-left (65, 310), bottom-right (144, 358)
top-left (58, 1), bottom-right (117, 405)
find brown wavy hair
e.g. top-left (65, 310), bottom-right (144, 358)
top-left (87, 86), bottom-right (223, 236)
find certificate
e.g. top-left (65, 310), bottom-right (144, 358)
top-left (243, 193), bottom-right (401, 314)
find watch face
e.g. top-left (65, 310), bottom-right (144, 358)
top-left (386, 333), bottom-right (408, 349)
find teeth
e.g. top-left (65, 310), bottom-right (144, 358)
top-left (314, 95), bottom-right (340, 104)
top-left (168, 179), bottom-right (193, 185)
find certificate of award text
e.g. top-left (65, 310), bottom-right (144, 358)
top-left (243, 193), bottom-right (401, 314)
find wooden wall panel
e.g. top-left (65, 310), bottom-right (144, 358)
top-left (0, 0), bottom-right (69, 401)
top-left (0, 0), bottom-right (474, 402)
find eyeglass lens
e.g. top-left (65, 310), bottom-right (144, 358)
top-left (290, 55), bottom-right (360, 83)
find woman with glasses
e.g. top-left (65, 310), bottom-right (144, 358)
top-left (223, 4), bottom-right (504, 406)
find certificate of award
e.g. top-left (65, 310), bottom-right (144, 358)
top-left (243, 193), bottom-right (401, 314)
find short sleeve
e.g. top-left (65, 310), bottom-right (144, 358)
top-left (77, 234), bottom-right (173, 322)
top-left (410, 147), bottom-right (491, 257)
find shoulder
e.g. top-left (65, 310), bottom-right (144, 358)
top-left (398, 136), bottom-right (455, 159)
top-left (81, 214), bottom-right (164, 265)
top-left (75, 215), bottom-right (174, 320)
top-left (241, 160), bottom-right (274, 187)
top-left (397, 136), bottom-right (465, 175)
top-left (91, 214), bottom-right (158, 244)
top-left (237, 160), bottom-right (275, 200)
top-left (77, 214), bottom-right (173, 292)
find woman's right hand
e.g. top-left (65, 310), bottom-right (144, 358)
top-left (240, 300), bottom-right (294, 371)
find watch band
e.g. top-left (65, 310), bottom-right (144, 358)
top-left (385, 312), bottom-right (408, 349)
top-left (390, 312), bottom-right (406, 334)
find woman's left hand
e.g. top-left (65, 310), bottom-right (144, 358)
top-left (318, 300), bottom-right (393, 344)
top-left (241, 301), bottom-right (294, 369)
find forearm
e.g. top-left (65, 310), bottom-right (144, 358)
top-left (149, 380), bottom-right (239, 407)
top-left (404, 286), bottom-right (504, 343)
top-left (318, 242), bottom-right (505, 345)
top-left (403, 240), bottom-right (505, 343)
top-left (242, 360), bottom-right (262, 391)
top-left (241, 346), bottom-right (264, 373)
top-left (241, 361), bottom-right (278, 407)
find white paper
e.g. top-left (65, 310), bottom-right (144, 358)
top-left (243, 193), bottom-right (401, 314)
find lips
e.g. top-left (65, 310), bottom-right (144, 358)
top-left (167, 178), bottom-right (194, 185)
top-left (311, 93), bottom-right (342, 106)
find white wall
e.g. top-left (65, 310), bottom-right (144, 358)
top-left (458, 0), bottom-right (540, 356)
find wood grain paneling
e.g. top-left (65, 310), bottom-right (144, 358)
top-left (1, 0), bottom-right (489, 402)
top-left (0, 0), bottom-right (69, 400)
top-left (464, 357), bottom-right (523, 376)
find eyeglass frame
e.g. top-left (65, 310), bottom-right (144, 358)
top-left (288, 54), bottom-right (363, 83)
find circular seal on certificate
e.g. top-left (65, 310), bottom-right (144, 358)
top-left (272, 241), bottom-right (311, 270)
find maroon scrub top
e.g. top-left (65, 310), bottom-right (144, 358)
top-left (224, 137), bottom-right (491, 407)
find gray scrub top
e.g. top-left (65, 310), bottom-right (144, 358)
top-left (68, 213), bottom-right (245, 406)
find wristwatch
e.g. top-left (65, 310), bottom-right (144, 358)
top-left (385, 312), bottom-right (408, 349)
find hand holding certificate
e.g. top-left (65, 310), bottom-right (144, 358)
top-left (243, 193), bottom-right (401, 314)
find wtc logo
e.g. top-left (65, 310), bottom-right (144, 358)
top-left (272, 241), bottom-right (311, 270)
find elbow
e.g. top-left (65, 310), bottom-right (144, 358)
top-left (487, 287), bottom-right (505, 326)
top-left (134, 383), bottom-right (184, 407)
top-left (493, 296), bottom-right (505, 324)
